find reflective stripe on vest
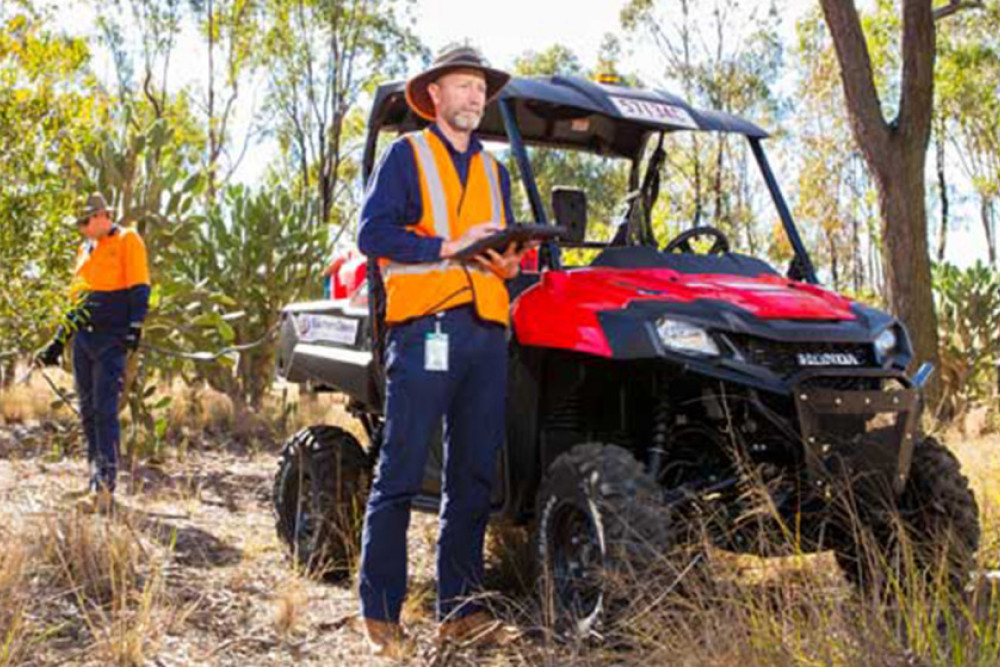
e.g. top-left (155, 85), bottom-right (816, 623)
top-left (382, 259), bottom-right (494, 277)
top-left (381, 129), bottom-right (509, 326)
top-left (408, 132), bottom-right (450, 238)
top-left (481, 152), bottom-right (503, 224)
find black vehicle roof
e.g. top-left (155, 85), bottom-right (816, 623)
top-left (369, 75), bottom-right (769, 160)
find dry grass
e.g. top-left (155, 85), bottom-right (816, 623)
top-left (165, 382), bottom-right (239, 437)
top-left (272, 578), bottom-right (308, 638)
top-left (0, 512), bottom-right (174, 667)
top-left (0, 543), bottom-right (29, 666)
top-left (288, 387), bottom-right (367, 443)
top-left (1, 368), bottom-right (361, 456)
top-left (477, 432), bottom-right (1000, 667)
top-left (0, 368), bottom-right (76, 426)
top-left (2, 376), bottom-right (999, 665)
top-left (594, 554), bottom-right (999, 666)
top-left (947, 427), bottom-right (1000, 565)
top-left (154, 381), bottom-right (367, 458)
top-left (0, 431), bottom-right (394, 665)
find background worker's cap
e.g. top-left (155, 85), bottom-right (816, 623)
top-left (75, 192), bottom-right (109, 225)
top-left (405, 45), bottom-right (511, 121)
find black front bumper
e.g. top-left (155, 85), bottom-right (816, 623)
top-left (792, 368), bottom-right (921, 496)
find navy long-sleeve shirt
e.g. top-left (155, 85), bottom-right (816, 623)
top-left (357, 124), bottom-right (514, 264)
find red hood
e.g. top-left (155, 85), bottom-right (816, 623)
top-left (512, 268), bottom-right (857, 357)
top-left (550, 269), bottom-right (856, 319)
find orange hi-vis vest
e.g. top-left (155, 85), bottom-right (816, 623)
top-left (381, 129), bottom-right (510, 326)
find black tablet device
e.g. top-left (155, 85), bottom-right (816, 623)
top-left (452, 224), bottom-right (567, 261)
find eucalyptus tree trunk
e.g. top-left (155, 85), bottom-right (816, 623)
top-left (819, 0), bottom-right (946, 402)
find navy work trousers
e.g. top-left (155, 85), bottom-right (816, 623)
top-left (72, 330), bottom-right (127, 492)
top-left (359, 305), bottom-right (507, 623)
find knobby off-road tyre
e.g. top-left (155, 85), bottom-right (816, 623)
top-left (534, 443), bottom-right (692, 638)
top-left (273, 426), bottom-right (372, 582)
top-left (834, 436), bottom-right (980, 594)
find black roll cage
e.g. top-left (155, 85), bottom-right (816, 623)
top-left (359, 75), bottom-right (817, 284)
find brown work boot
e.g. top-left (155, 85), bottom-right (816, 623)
top-left (76, 488), bottom-right (114, 516)
top-left (436, 610), bottom-right (521, 647)
top-left (363, 617), bottom-right (414, 658)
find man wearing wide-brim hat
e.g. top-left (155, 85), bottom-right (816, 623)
top-left (356, 44), bottom-right (525, 656)
top-left (36, 192), bottom-right (150, 515)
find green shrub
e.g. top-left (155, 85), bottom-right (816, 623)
top-left (933, 261), bottom-right (1000, 422)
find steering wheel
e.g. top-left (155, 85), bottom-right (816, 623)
top-left (662, 226), bottom-right (731, 255)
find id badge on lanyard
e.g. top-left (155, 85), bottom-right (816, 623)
top-left (424, 316), bottom-right (449, 372)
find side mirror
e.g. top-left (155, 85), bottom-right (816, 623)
top-left (552, 186), bottom-right (587, 244)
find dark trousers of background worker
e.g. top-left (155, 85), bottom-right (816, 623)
top-left (358, 305), bottom-right (507, 623)
top-left (72, 329), bottom-right (127, 493)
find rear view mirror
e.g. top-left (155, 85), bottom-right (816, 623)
top-left (552, 187), bottom-right (587, 244)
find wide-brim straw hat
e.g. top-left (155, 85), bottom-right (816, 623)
top-left (405, 45), bottom-right (511, 121)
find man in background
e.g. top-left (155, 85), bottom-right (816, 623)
top-left (37, 193), bottom-right (150, 515)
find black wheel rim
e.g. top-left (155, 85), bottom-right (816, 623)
top-left (548, 500), bottom-right (604, 621)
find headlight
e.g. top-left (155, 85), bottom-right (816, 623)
top-left (874, 327), bottom-right (897, 358)
top-left (656, 318), bottom-right (719, 356)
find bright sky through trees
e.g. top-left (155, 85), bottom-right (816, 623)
top-left (47, 0), bottom-right (988, 267)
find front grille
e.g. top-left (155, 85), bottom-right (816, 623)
top-left (727, 334), bottom-right (875, 378)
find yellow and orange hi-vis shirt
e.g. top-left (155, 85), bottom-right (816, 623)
top-left (67, 226), bottom-right (151, 334)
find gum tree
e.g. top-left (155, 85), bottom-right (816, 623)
top-left (817, 0), bottom-right (982, 396)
